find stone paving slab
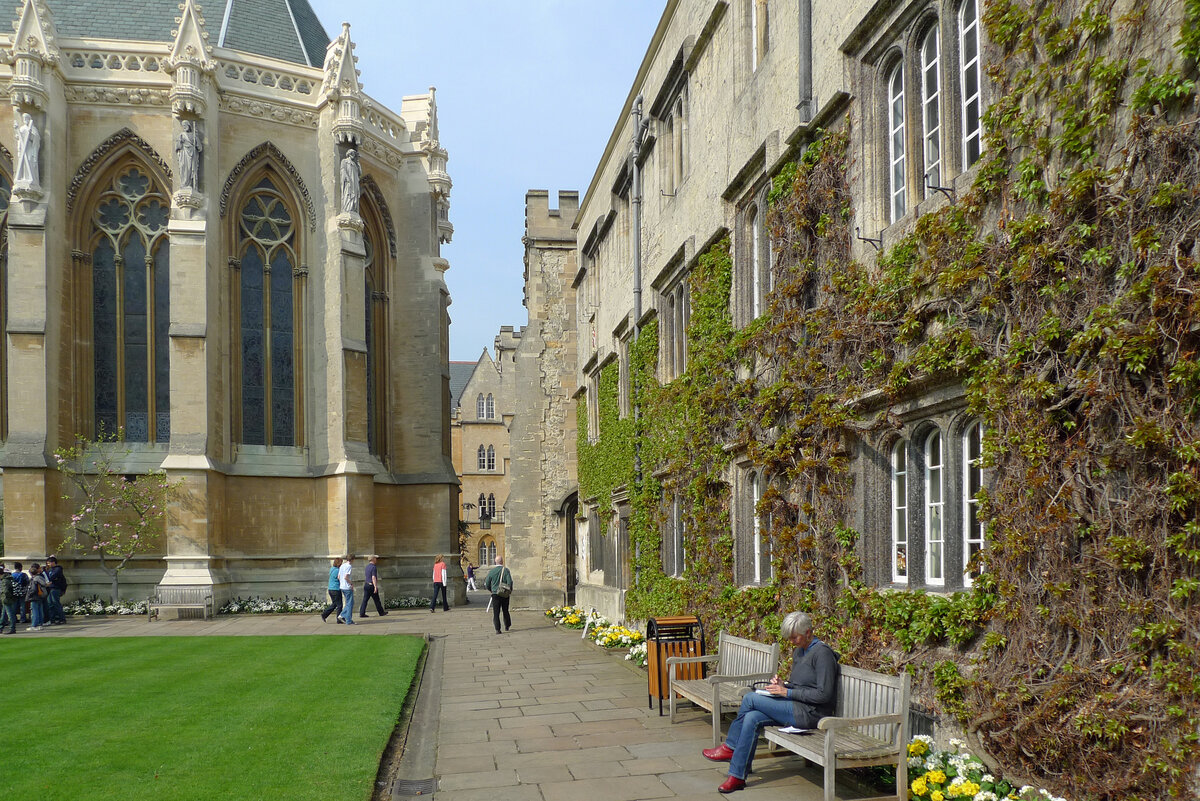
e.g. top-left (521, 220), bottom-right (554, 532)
top-left (30, 605), bottom-right (880, 800)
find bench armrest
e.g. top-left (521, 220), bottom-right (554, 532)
top-left (666, 654), bottom-right (718, 682)
top-left (817, 714), bottom-right (903, 731)
top-left (708, 671), bottom-right (774, 685)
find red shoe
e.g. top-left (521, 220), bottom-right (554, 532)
top-left (718, 776), bottom-right (746, 793)
top-left (702, 744), bottom-right (735, 762)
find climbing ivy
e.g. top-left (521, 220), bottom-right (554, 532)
top-left (578, 1), bottom-right (1200, 797)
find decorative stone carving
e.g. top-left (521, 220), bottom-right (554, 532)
top-left (340, 148), bottom-right (361, 214)
top-left (219, 141), bottom-right (316, 231)
top-left (66, 128), bottom-right (173, 212)
top-left (359, 136), bottom-right (403, 170)
top-left (65, 85), bottom-right (170, 106)
top-left (175, 119), bottom-right (202, 191)
top-left (13, 112), bottom-right (40, 190)
top-left (219, 95), bottom-right (318, 128)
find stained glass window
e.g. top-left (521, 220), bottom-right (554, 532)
top-left (89, 165), bottom-right (170, 442)
top-left (236, 174), bottom-right (299, 446)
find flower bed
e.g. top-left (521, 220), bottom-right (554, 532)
top-left (545, 605), bottom-right (647, 664)
top-left (63, 593), bottom-right (429, 616)
top-left (906, 736), bottom-right (1066, 801)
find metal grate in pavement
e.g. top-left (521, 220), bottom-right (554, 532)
top-left (392, 778), bottom-right (437, 796)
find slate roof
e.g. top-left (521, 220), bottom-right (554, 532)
top-left (448, 361), bottom-right (477, 413)
top-left (4, 0), bottom-right (330, 67)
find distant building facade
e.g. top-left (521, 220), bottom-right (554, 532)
top-left (0, 0), bottom-right (460, 602)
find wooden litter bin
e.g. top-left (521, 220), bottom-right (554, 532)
top-left (646, 615), bottom-right (705, 715)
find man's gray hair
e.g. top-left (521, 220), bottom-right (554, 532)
top-left (781, 611), bottom-right (813, 638)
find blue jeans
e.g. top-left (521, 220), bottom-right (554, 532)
top-left (1, 602), bottom-right (17, 632)
top-left (725, 692), bottom-right (800, 780)
top-left (47, 587), bottom-right (65, 623)
top-left (339, 588), bottom-right (354, 622)
top-left (30, 598), bottom-right (46, 628)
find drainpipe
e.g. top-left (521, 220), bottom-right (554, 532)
top-left (631, 95), bottom-right (644, 340)
top-left (798, 0), bottom-right (814, 123)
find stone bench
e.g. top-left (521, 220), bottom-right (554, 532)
top-left (763, 665), bottom-right (911, 801)
top-left (147, 586), bottom-right (214, 621)
top-left (667, 631), bottom-right (781, 746)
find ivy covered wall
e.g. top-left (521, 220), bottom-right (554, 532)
top-left (574, 1), bottom-right (1200, 797)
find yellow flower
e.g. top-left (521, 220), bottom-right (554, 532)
top-left (931, 791), bottom-right (945, 801)
top-left (928, 770), bottom-right (947, 785)
top-left (908, 741), bottom-right (929, 756)
top-left (911, 776), bottom-right (928, 796)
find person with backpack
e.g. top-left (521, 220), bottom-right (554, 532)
top-left (44, 556), bottom-right (68, 625)
top-left (9, 562), bottom-right (29, 624)
top-left (26, 563), bottom-right (51, 632)
top-left (484, 556), bottom-right (513, 635)
top-left (1, 565), bottom-right (19, 634)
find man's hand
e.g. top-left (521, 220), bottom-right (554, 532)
top-left (765, 678), bottom-right (789, 697)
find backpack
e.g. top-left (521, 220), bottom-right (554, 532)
top-left (50, 568), bottom-right (67, 593)
top-left (12, 573), bottom-right (28, 600)
top-left (30, 579), bottom-right (46, 600)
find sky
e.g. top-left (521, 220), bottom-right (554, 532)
top-left (307, 1), bottom-right (667, 362)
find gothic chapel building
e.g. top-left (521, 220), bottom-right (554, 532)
top-left (0, 0), bottom-right (460, 601)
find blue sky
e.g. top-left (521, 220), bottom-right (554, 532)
top-left (307, 1), bottom-right (666, 361)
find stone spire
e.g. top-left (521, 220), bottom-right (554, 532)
top-left (165, 0), bottom-right (215, 117)
top-left (8, 0), bottom-right (58, 111)
top-left (323, 21), bottom-right (363, 145)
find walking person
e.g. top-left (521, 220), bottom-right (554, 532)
top-left (485, 556), bottom-right (513, 634)
top-left (26, 563), bottom-right (51, 632)
top-left (1, 565), bottom-right (19, 634)
top-left (701, 611), bottom-right (839, 793)
top-left (44, 556), bottom-right (68, 624)
top-left (429, 554), bottom-right (450, 613)
top-left (359, 555), bottom-right (387, 617)
top-left (465, 563), bottom-right (478, 592)
top-left (320, 557), bottom-right (343, 623)
top-left (337, 555), bottom-right (356, 625)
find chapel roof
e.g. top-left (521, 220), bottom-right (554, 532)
top-left (3, 0), bottom-right (330, 68)
top-left (448, 361), bottom-right (477, 413)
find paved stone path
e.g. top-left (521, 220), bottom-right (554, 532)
top-left (22, 595), bottom-right (878, 800)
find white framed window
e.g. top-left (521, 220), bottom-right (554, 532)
top-left (751, 471), bottom-right (764, 584)
top-left (920, 25), bottom-right (941, 190)
top-left (891, 440), bottom-right (909, 583)
top-left (487, 493), bottom-right (496, 518)
top-left (476, 445), bottom-right (486, 471)
top-left (925, 430), bottom-right (945, 585)
top-left (486, 444), bottom-right (496, 471)
top-left (476, 393), bottom-right (485, 419)
top-left (586, 372), bottom-right (599, 443)
top-left (963, 420), bottom-right (984, 584)
top-left (959, 0), bottom-right (983, 168)
top-left (751, 0), bottom-right (769, 70)
top-left (674, 493), bottom-right (686, 576)
top-left (887, 62), bottom-right (907, 222)
top-left (485, 393), bottom-right (495, 419)
top-left (478, 493), bottom-right (487, 515)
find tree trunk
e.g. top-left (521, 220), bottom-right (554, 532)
top-left (111, 574), bottom-right (120, 606)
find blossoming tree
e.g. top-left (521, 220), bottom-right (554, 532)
top-left (55, 434), bottom-right (178, 603)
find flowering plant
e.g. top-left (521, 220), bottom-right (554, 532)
top-left (220, 594), bottom-right (429, 614)
top-left (906, 736), bottom-right (1067, 801)
top-left (625, 642), bottom-right (648, 666)
top-left (64, 595), bottom-right (147, 616)
top-left (545, 605), bottom-right (593, 629)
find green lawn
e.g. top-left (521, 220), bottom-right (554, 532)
top-left (0, 635), bottom-right (424, 800)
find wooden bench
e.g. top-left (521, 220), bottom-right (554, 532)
top-left (667, 631), bottom-right (780, 746)
top-left (763, 665), bottom-right (910, 801)
top-left (147, 586), bottom-right (214, 621)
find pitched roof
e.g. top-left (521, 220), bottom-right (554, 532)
top-left (448, 361), bottom-right (476, 412)
top-left (4, 0), bottom-right (330, 67)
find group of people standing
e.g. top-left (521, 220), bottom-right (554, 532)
top-left (1, 558), bottom-right (69, 633)
top-left (320, 554), bottom-right (387, 625)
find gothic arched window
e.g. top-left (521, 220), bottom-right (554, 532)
top-left (486, 493), bottom-right (496, 518)
top-left (477, 445), bottom-right (486, 470)
top-left (485, 393), bottom-right (495, 419)
top-left (486, 444), bottom-right (496, 471)
top-left (477, 393), bottom-right (485, 418)
top-left (233, 172), bottom-right (302, 447)
top-left (89, 163), bottom-right (171, 442)
top-left (361, 191), bottom-right (390, 459)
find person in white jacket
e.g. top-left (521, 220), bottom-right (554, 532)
top-left (430, 554), bottom-right (450, 612)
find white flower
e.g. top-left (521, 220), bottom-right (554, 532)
top-left (982, 774), bottom-right (995, 783)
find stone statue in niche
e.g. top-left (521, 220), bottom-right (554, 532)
top-left (176, 119), bottom-right (203, 191)
top-left (340, 148), bottom-right (361, 214)
top-left (14, 112), bottom-right (40, 190)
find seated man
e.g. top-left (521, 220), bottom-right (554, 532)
top-left (702, 611), bottom-right (839, 793)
